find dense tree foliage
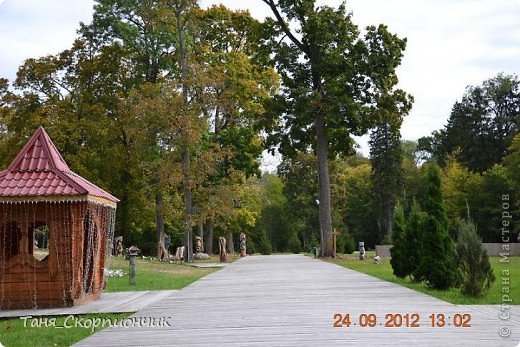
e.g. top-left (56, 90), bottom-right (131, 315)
top-left (419, 74), bottom-right (520, 172)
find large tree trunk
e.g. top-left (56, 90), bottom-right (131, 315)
top-left (182, 149), bottom-right (192, 263)
top-left (175, 1), bottom-right (193, 263)
top-left (205, 219), bottom-right (214, 254)
top-left (119, 131), bottom-right (132, 241)
top-left (156, 192), bottom-right (165, 259)
top-left (227, 231), bottom-right (235, 255)
top-left (316, 112), bottom-right (333, 257)
top-left (384, 203), bottom-right (394, 241)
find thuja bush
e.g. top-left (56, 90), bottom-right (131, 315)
top-left (456, 220), bottom-right (495, 297)
top-left (335, 228), bottom-right (355, 254)
top-left (390, 201), bottom-right (424, 281)
top-left (390, 203), bottom-right (408, 278)
top-left (258, 231), bottom-right (272, 255)
top-left (288, 232), bottom-right (302, 254)
top-left (415, 164), bottom-right (457, 289)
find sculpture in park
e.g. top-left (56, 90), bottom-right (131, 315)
top-left (359, 242), bottom-right (365, 260)
top-left (195, 236), bottom-right (203, 253)
top-left (219, 237), bottom-right (227, 263)
top-left (175, 246), bottom-right (185, 262)
top-left (193, 236), bottom-right (210, 260)
top-left (158, 232), bottom-right (170, 261)
top-left (240, 233), bottom-right (247, 257)
top-left (114, 236), bottom-right (124, 257)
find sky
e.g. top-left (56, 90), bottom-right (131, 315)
top-left (0, 0), bottom-right (519, 167)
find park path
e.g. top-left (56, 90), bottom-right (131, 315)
top-left (76, 255), bottom-right (519, 347)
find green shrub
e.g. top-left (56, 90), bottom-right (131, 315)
top-left (456, 220), bottom-right (495, 296)
top-left (390, 203), bottom-right (408, 278)
top-left (344, 233), bottom-right (356, 254)
top-left (288, 232), bottom-right (302, 253)
top-left (381, 235), bottom-right (393, 245)
top-left (336, 229), bottom-right (355, 254)
top-left (257, 231), bottom-right (272, 255)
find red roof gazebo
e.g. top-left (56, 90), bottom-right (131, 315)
top-left (0, 127), bottom-right (118, 309)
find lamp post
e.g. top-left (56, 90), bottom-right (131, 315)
top-left (127, 245), bottom-right (140, 286)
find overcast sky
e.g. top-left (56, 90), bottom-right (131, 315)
top-left (1, 0), bottom-right (519, 165)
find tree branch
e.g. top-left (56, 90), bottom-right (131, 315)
top-left (261, 0), bottom-right (307, 53)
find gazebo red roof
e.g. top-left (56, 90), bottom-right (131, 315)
top-left (0, 127), bottom-right (118, 207)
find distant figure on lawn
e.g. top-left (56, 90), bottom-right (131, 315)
top-left (219, 237), bottom-right (227, 263)
top-left (175, 246), bottom-right (185, 262)
top-left (240, 233), bottom-right (247, 257)
top-left (115, 236), bottom-right (124, 257)
top-left (359, 242), bottom-right (365, 260)
top-left (194, 237), bottom-right (210, 260)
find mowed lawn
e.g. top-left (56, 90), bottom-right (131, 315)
top-left (0, 256), bottom-right (218, 347)
top-left (329, 252), bottom-right (518, 305)
top-left (0, 313), bottom-right (131, 347)
top-left (105, 255), bottom-right (218, 292)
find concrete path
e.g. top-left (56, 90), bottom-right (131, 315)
top-left (76, 255), bottom-right (519, 346)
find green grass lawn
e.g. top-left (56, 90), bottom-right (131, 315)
top-left (105, 256), bottom-right (217, 292)
top-left (190, 253), bottom-right (241, 263)
top-left (329, 252), bottom-right (519, 305)
top-left (0, 256), bottom-right (217, 347)
top-left (0, 313), bottom-right (131, 347)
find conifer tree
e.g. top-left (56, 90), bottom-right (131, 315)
top-left (390, 202), bottom-right (407, 278)
top-left (403, 200), bottom-right (424, 281)
top-left (415, 164), bottom-right (456, 289)
top-left (456, 220), bottom-right (495, 296)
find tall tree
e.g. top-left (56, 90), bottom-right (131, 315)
top-left (0, 36), bottom-right (158, 243)
top-left (419, 74), bottom-right (520, 172)
top-left (260, 0), bottom-right (412, 256)
top-left (468, 164), bottom-right (516, 242)
top-left (169, 0), bottom-right (199, 262)
top-left (81, 0), bottom-right (180, 255)
top-left (370, 117), bottom-right (404, 241)
top-left (192, 5), bottom-right (278, 254)
top-left (503, 134), bottom-right (520, 237)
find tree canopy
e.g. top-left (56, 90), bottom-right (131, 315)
top-left (260, 0), bottom-right (412, 256)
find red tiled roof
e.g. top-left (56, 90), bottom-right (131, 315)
top-left (0, 127), bottom-right (118, 205)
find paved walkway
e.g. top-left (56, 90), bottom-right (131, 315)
top-left (76, 255), bottom-right (519, 346)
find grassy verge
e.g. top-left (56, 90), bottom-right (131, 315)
top-left (190, 253), bottom-right (240, 263)
top-left (328, 252), bottom-right (518, 305)
top-left (0, 313), bottom-right (131, 347)
top-left (105, 256), bottom-right (217, 292)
